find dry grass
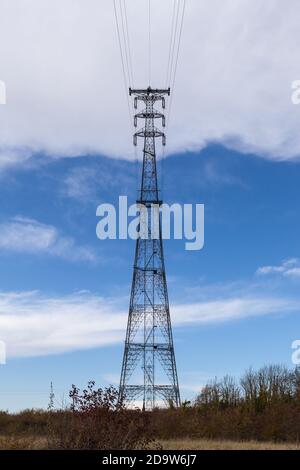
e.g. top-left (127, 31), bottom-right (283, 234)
top-left (160, 438), bottom-right (300, 450)
top-left (0, 435), bottom-right (47, 450)
top-left (1, 435), bottom-right (300, 450)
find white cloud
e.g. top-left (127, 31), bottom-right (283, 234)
top-left (0, 148), bottom-right (33, 171)
top-left (64, 167), bottom-right (98, 201)
top-left (0, 79), bottom-right (6, 105)
top-left (172, 296), bottom-right (300, 325)
top-left (0, 288), bottom-right (298, 359)
top-left (257, 258), bottom-right (300, 278)
top-left (63, 163), bottom-right (135, 201)
top-left (0, 216), bottom-right (96, 262)
top-left (0, 290), bottom-right (126, 358)
top-left (0, 0), bottom-right (300, 169)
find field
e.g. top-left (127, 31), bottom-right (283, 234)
top-left (160, 439), bottom-right (300, 450)
top-left (1, 366), bottom-right (300, 450)
top-left (0, 435), bottom-right (299, 450)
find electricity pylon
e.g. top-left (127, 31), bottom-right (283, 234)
top-left (119, 87), bottom-right (180, 410)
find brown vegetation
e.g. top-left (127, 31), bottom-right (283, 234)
top-left (47, 382), bottom-right (156, 449)
top-left (160, 439), bottom-right (300, 450)
top-left (0, 365), bottom-right (300, 450)
top-left (152, 365), bottom-right (300, 443)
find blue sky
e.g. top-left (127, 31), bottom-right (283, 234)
top-left (1, 144), bottom-right (300, 411)
top-left (1, 0), bottom-right (300, 411)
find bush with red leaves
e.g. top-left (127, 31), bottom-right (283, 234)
top-left (47, 381), bottom-right (156, 450)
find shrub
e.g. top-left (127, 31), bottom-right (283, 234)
top-left (47, 382), bottom-right (156, 450)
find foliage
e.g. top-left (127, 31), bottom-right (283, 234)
top-left (1, 366), bottom-right (300, 448)
top-left (47, 382), bottom-right (156, 450)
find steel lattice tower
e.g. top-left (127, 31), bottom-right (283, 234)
top-left (119, 87), bottom-right (180, 410)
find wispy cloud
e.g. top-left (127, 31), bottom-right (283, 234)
top-left (0, 216), bottom-right (96, 262)
top-left (257, 258), bottom-right (300, 278)
top-left (172, 296), bottom-right (300, 325)
top-left (0, 148), bottom-right (33, 172)
top-left (64, 167), bottom-right (99, 201)
top-left (201, 160), bottom-right (246, 189)
top-left (63, 162), bottom-right (135, 202)
top-left (0, 290), bottom-right (126, 358)
top-left (0, 287), bottom-right (298, 359)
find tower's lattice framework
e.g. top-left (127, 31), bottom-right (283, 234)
top-left (119, 87), bottom-right (180, 410)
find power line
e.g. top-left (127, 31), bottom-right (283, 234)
top-left (166, 0), bottom-right (186, 130)
top-left (165, 0), bottom-right (177, 89)
top-left (170, 0), bottom-right (186, 99)
top-left (113, 0), bottom-right (133, 127)
top-left (148, 0), bottom-right (151, 85)
top-left (166, 0), bottom-right (180, 89)
top-left (113, 0), bottom-right (186, 161)
top-left (120, 0), bottom-right (134, 87)
top-left (122, 0), bottom-right (135, 87)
